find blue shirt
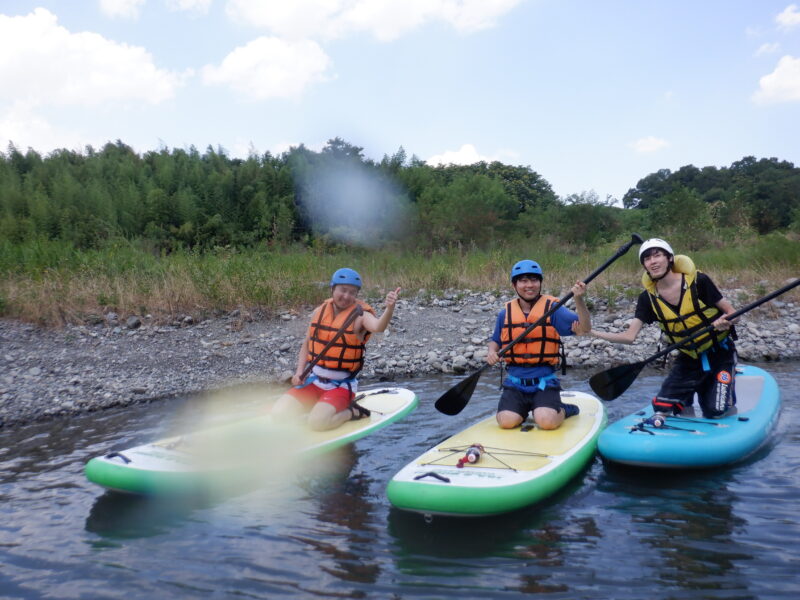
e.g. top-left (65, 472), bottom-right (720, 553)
top-left (491, 299), bottom-right (578, 387)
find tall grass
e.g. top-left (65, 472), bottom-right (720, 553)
top-left (1, 234), bottom-right (798, 326)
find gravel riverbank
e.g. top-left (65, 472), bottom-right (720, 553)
top-left (2, 286), bottom-right (798, 429)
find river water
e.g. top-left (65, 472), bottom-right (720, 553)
top-left (1, 362), bottom-right (799, 599)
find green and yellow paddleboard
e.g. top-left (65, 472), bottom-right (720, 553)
top-left (387, 391), bottom-right (606, 517)
top-left (85, 387), bottom-right (417, 496)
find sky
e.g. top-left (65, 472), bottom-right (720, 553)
top-left (1, 1), bottom-right (799, 203)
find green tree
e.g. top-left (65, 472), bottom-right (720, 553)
top-left (416, 173), bottom-right (515, 247)
top-left (648, 187), bottom-right (714, 250)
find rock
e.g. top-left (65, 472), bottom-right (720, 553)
top-left (452, 355), bottom-right (469, 372)
top-left (1, 285), bottom-right (799, 430)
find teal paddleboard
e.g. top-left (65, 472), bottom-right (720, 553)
top-left (598, 365), bottom-right (780, 468)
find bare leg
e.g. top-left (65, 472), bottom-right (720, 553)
top-left (307, 402), bottom-right (354, 431)
top-left (496, 410), bottom-right (525, 429)
top-left (533, 406), bottom-right (564, 430)
top-left (271, 393), bottom-right (307, 420)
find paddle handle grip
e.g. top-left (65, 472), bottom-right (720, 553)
top-left (581, 233), bottom-right (645, 287)
top-left (497, 233), bottom-right (643, 358)
top-left (645, 277), bottom-right (800, 364)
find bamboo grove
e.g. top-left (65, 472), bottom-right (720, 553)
top-left (2, 137), bottom-right (800, 256)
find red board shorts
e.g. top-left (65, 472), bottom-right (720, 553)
top-left (286, 382), bottom-right (354, 413)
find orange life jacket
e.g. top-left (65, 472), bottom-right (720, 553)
top-left (307, 299), bottom-right (375, 374)
top-left (500, 296), bottom-right (562, 367)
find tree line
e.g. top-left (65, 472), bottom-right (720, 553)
top-left (2, 138), bottom-right (799, 254)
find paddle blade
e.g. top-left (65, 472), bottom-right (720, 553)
top-left (434, 371), bottom-right (483, 416)
top-left (589, 361), bottom-right (646, 401)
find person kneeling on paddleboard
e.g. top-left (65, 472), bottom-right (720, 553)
top-left (589, 238), bottom-right (738, 418)
top-left (486, 260), bottom-right (590, 430)
top-left (272, 268), bottom-right (401, 431)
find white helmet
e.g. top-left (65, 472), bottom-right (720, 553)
top-left (639, 238), bottom-right (674, 264)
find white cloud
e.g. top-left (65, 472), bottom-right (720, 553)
top-left (0, 9), bottom-right (185, 107)
top-left (0, 103), bottom-right (86, 153)
top-left (426, 143), bottom-right (494, 166)
top-left (202, 37), bottom-right (333, 99)
top-left (226, 0), bottom-right (341, 40)
top-left (753, 55), bottom-right (800, 104)
top-left (99, 0), bottom-right (146, 20)
top-left (166, 0), bottom-right (213, 14)
top-left (439, 0), bottom-right (523, 34)
top-left (629, 136), bottom-right (669, 153)
top-left (755, 42), bottom-right (780, 56)
top-left (225, 0), bottom-right (522, 41)
top-left (776, 4), bottom-right (800, 29)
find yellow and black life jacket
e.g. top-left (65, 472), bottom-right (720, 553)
top-left (500, 296), bottom-right (562, 367)
top-left (307, 299), bottom-right (375, 374)
top-left (642, 255), bottom-right (728, 358)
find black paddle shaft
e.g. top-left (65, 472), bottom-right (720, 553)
top-left (495, 233), bottom-right (645, 360)
top-left (299, 304), bottom-right (363, 382)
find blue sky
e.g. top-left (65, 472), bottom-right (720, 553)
top-left (1, 1), bottom-right (799, 203)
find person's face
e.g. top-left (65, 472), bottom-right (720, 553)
top-left (642, 249), bottom-right (670, 278)
top-left (513, 275), bottom-right (542, 301)
top-left (332, 284), bottom-right (359, 309)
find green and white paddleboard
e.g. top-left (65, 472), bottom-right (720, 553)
top-left (85, 387), bottom-right (418, 496)
top-left (387, 391), bottom-right (606, 517)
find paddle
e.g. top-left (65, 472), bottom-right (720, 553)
top-left (434, 233), bottom-right (645, 415)
top-left (589, 278), bottom-right (800, 401)
top-left (298, 303), bottom-right (364, 383)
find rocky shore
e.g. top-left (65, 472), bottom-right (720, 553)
top-left (2, 286), bottom-right (798, 429)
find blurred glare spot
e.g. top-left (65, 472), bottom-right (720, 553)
top-left (166, 384), bottom-right (316, 501)
top-left (295, 160), bottom-right (411, 247)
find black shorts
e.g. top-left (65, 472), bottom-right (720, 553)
top-left (497, 385), bottom-right (562, 418)
top-left (657, 344), bottom-right (737, 418)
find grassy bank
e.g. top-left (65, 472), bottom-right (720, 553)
top-left (1, 234), bottom-right (798, 326)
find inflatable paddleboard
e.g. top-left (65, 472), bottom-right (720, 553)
top-left (386, 391), bottom-right (606, 517)
top-left (598, 364), bottom-right (780, 469)
top-left (85, 387), bottom-right (417, 495)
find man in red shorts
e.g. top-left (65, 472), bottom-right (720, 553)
top-left (272, 268), bottom-right (400, 431)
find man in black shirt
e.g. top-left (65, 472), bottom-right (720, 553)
top-left (589, 238), bottom-right (738, 418)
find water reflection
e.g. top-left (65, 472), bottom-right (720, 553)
top-left (294, 445), bottom-right (385, 587)
top-left (600, 465), bottom-right (752, 595)
top-left (0, 364), bottom-right (798, 599)
top-left (85, 492), bottom-right (216, 539)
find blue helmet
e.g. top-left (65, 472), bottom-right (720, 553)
top-left (510, 260), bottom-right (543, 283)
top-left (330, 267), bottom-right (362, 289)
